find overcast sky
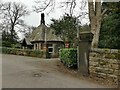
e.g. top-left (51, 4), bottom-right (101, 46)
top-left (1, 0), bottom-right (120, 39)
top-left (1, 0), bottom-right (89, 39)
top-left (1, 0), bottom-right (120, 26)
top-left (2, 0), bottom-right (44, 26)
top-left (1, 0), bottom-right (89, 27)
top-left (1, 0), bottom-right (69, 27)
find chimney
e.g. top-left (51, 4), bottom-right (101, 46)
top-left (41, 13), bottom-right (45, 25)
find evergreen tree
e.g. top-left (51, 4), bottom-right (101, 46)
top-left (50, 14), bottom-right (80, 48)
top-left (99, 2), bottom-right (120, 49)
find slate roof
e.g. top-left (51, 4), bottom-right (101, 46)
top-left (25, 38), bottom-right (32, 45)
top-left (30, 24), bottom-right (63, 42)
top-left (21, 24), bottom-right (63, 45)
top-left (20, 37), bottom-right (33, 45)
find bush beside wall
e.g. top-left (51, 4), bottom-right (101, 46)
top-left (59, 48), bottom-right (77, 68)
top-left (1, 47), bottom-right (45, 58)
top-left (59, 47), bottom-right (120, 86)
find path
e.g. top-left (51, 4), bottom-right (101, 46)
top-left (2, 54), bottom-right (109, 88)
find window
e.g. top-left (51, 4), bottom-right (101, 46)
top-left (36, 44), bottom-right (37, 50)
top-left (48, 48), bottom-right (53, 53)
top-left (41, 43), bottom-right (43, 49)
top-left (48, 44), bottom-right (53, 53)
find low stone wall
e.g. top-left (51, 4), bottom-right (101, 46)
top-left (89, 48), bottom-right (120, 86)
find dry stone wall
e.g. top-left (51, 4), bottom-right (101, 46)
top-left (89, 48), bottom-right (120, 86)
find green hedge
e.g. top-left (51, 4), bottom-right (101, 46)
top-left (1, 47), bottom-right (45, 58)
top-left (59, 48), bottom-right (77, 68)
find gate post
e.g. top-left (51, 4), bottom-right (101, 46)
top-left (78, 29), bottom-right (93, 76)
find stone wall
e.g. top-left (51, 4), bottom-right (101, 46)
top-left (89, 48), bottom-right (120, 86)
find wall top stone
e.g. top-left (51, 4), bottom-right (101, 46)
top-left (91, 48), bottom-right (119, 54)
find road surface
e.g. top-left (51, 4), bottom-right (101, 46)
top-left (2, 54), bottom-right (109, 88)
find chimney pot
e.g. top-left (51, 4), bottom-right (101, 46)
top-left (41, 13), bottom-right (45, 25)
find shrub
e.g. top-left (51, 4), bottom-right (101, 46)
top-left (59, 48), bottom-right (77, 68)
top-left (10, 48), bottom-right (18, 55)
top-left (2, 47), bottom-right (11, 54)
top-left (11, 44), bottom-right (21, 49)
top-left (30, 50), bottom-right (43, 57)
top-left (0, 47), bottom-right (2, 53)
top-left (2, 47), bottom-right (18, 55)
top-left (1, 47), bottom-right (44, 58)
top-left (2, 41), bottom-right (12, 47)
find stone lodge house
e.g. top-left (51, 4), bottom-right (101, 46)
top-left (20, 13), bottom-right (64, 58)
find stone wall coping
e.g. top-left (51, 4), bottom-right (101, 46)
top-left (90, 48), bottom-right (119, 54)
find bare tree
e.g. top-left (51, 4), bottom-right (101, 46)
top-left (0, 2), bottom-right (29, 42)
top-left (33, 0), bottom-right (107, 48)
top-left (33, 0), bottom-right (88, 17)
top-left (88, 0), bottom-right (107, 48)
top-left (24, 26), bottom-right (37, 38)
top-left (33, 0), bottom-right (55, 14)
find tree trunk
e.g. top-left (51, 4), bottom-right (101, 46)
top-left (10, 23), bottom-right (15, 42)
top-left (88, 0), bottom-right (102, 48)
top-left (91, 19), bottom-right (101, 48)
top-left (88, 1), bottom-right (97, 35)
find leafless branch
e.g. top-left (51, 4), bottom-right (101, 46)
top-left (0, 2), bottom-right (30, 40)
top-left (33, 0), bottom-right (55, 14)
top-left (101, 8), bottom-right (107, 17)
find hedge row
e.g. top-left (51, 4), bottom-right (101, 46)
top-left (59, 48), bottom-right (77, 68)
top-left (1, 47), bottom-right (45, 58)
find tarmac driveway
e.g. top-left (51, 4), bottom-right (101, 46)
top-left (2, 54), bottom-right (109, 88)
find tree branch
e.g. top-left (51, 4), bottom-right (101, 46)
top-left (33, 0), bottom-right (55, 13)
top-left (101, 8), bottom-right (107, 17)
top-left (88, 0), bottom-right (95, 18)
